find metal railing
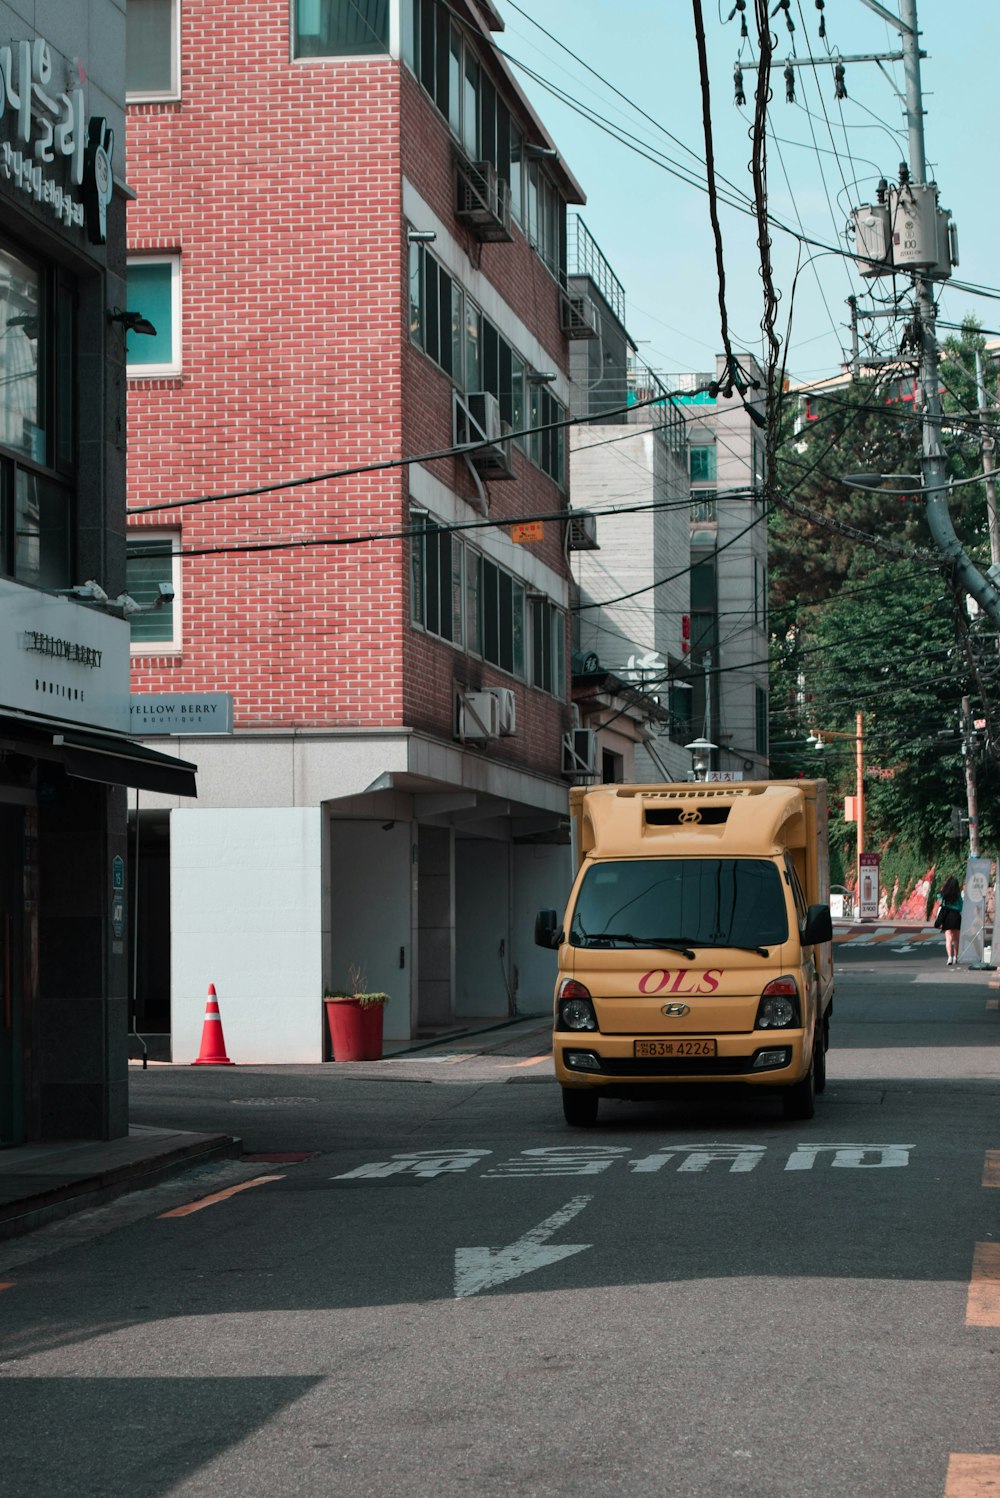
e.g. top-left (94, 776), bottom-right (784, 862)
top-left (567, 215), bottom-right (626, 325)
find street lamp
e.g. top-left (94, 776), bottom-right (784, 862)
top-left (807, 712), bottom-right (865, 915)
top-left (685, 737), bottom-right (717, 781)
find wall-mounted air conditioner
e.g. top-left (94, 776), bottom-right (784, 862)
top-left (455, 157), bottom-right (513, 243)
top-left (559, 289), bottom-right (599, 339)
top-left (462, 391), bottom-right (515, 481)
top-left (459, 691), bottom-right (501, 741)
top-left (562, 728), bottom-right (599, 777)
top-left (489, 687), bottom-right (517, 736)
top-left (567, 512), bottom-right (599, 551)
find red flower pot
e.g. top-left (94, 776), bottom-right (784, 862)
top-left (325, 999), bottom-right (384, 1062)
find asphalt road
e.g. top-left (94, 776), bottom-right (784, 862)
top-left (2, 935), bottom-right (999, 1497)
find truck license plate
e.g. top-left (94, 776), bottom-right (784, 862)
top-left (634, 1039), bottom-right (718, 1058)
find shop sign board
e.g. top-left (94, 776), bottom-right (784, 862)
top-left (130, 694), bottom-right (234, 736)
top-left (0, 577), bottom-right (130, 733)
top-left (0, 36), bottom-right (114, 242)
top-left (859, 852), bottom-right (880, 919)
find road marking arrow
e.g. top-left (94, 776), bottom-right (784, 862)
top-left (454, 1194), bottom-right (592, 1298)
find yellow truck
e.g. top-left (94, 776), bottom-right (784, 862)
top-left (535, 780), bottom-right (835, 1126)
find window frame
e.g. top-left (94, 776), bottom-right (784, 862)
top-left (529, 594), bottom-right (565, 698)
top-left (126, 531), bottom-right (182, 652)
top-left (292, 0), bottom-right (390, 60)
top-left (125, 256), bottom-right (182, 378)
top-left (126, 0), bottom-right (181, 103)
top-left (407, 238), bottom-right (566, 486)
top-left (0, 243), bottom-right (76, 589)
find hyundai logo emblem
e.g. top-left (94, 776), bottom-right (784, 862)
top-left (661, 1002), bottom-right (690, 1017)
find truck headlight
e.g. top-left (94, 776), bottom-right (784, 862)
top-left (755, 977), bottom-right (800, 1029)
top-left (557, 979), bottom-right (598, 1031)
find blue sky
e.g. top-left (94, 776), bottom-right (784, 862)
top-left (494, 0), bottom-right (999, 386)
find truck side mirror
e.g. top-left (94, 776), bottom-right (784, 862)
top-left (534, 908), bottom-right (561, 949)
top-left (802, 903), bottom-right (833, 946)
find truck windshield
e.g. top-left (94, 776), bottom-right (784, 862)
top-left (569, 858), bottom-right (788, 949)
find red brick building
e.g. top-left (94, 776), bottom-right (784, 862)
top-left (124, 0), bottom-right (585, 1057)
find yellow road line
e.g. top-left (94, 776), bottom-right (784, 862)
top-left (501, 1055), bottom-right (551, 1069)
top-left (983, 1153), bottom-right (1000, 1188)
top-left (0, 1281), bottom-right (14, 1292)
top-left (157, 1174), bottom-right (284, 1219)
top-left (966, 1243), bottom-right (1000, 1326)
top-left (944, 1453), bottom-right (1000, 1494)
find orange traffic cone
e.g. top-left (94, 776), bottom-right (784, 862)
top-left (191, 983), bottom-right (234, 1065)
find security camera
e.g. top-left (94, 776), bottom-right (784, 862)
top-left (157, 582), bottom-right (175, 605)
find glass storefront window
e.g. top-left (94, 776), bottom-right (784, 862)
top-left (14, 470), bottom-right (70, 589)
top-left (0, 248), bottom-right (43, 462)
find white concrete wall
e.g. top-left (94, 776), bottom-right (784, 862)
top-left (171, 807), bottom-right (324, 1064)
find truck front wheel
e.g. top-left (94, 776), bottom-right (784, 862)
top-left (562, 1087), bottom-right (599, 1127)
top-left (782, 1052), bottom-right (816, 1121)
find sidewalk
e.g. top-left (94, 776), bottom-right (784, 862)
top-left (0, 1125), bottom-right (241, 1243)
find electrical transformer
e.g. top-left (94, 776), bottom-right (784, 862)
top-left (852, 202), bottom-right (891, 276)
top-left (888, 183), bottom-right (956, 277)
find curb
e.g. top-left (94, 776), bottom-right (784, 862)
top-left (0, 1133), bottom-right (242, 1244)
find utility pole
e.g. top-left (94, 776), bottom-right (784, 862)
top-left (895, 0), bottom-right (1000, 628)
top-left (975, 349), bottom-right (1000, 570)
top-left (961, 695), bottom-right (981, 855)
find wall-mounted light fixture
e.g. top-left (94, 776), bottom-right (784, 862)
top-left (407, 229), bottom-right (437, 243)
top-left (528, 371), bottom-right (557, 384)
top-left (108, 307), bottom-right (157, 337)
top-left (525, 144), bottom-right (558, 159)
top-left (6, 313), bottom-right (38, 339)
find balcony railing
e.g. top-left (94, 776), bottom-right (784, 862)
top-left (567, 215), bottom-right (626, 325)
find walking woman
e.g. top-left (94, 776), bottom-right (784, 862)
top-left (934, 875), bottom-right (963, 966)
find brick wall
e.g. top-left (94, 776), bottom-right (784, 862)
top-left (127, 6), bottom-right (570, 773)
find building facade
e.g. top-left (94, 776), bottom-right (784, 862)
top-left (124, 0), bottom-right (585, 1060)
top-left (0, 1), bottom-right (197, 1144)
top-left (683, 354), bottom-right (770, 780)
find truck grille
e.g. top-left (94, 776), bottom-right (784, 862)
top-left (595, 1055), bottom-right (756, 1077)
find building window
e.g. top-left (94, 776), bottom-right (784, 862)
top-left (478, 555), bottom-right (525, 677)
top-left (293, 0), bottom-right (389, 58)
top-left (0, 243), bottom-right (75, 588)
top-left (126, 0), bottom-right (179, 99)
top-left (753, 559), bottom-right (767, 630)
top-left (690, 444), bottom-right (717, 484)
top-left (408, 240), bottom-right (565, 485)
top-left (127, 533), bottom-right (180, 649)
top-left (411, 517), bottom-right (463, 645)
top-left (126, 258), bottom-right (180, 376)
top-left (756, 686), bottom-right (768, 757)
top-left (530, 596), bottom-right (565, 696)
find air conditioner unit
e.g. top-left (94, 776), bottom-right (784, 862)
top-left (464, 391), bottom-right (515, 481)
top-left (562, 728), bottom-right (599, 777)
top-left (455, 157), bottom-right (513, 243)
top-left (559, 289), bottom-right (599, 339)
top-left (489, 687), bottom-right (517, 736)
top-left (459, 691), bottom-right (501, 741)
top-left (567, 512), bottom-right (599, 551)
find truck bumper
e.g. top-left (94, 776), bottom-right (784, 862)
top-left (554, 1031), bottom-right (810, 1090)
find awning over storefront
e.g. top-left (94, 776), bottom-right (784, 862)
top-left (0, 711), bottom-right (197, 797)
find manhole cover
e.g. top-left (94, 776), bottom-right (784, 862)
top-left (228, 1096), bottom-right (318, 1107)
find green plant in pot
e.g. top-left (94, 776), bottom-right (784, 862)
top-left (324, 965), bottom-right (389, 1061)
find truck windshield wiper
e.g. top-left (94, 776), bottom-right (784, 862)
top-left (693, 940), bottom-right (771, 957)
top-left (591, 932), bottom-right (696, 959)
